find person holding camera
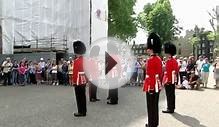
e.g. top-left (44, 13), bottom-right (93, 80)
top-left (2, 57), bottom-right (13, 86)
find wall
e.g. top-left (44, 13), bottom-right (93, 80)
top-left (0, 52), bottom-right (56, 63)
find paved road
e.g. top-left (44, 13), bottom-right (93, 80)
top-left (0, 84), bottom-right (218, 127)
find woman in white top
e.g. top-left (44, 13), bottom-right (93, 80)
top-left (179, 57), bottom-right (187, 84)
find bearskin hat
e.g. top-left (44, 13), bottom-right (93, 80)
top-left (90, 46), bottom-right (100, 57)
top-left (164, 42), bottom-right (176, 56)
top-left (147, 32), bottom-right (162, 53)
top-left (73, 41), bottom-right (86, 55)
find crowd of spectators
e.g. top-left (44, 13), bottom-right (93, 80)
top-left (1, 55), bottom-right (218, 89)
top-left (127, 55), bottom-right (216, 90)
top-left (0, 57), bottom-right (74, 86)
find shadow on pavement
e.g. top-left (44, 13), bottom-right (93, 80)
top-left (196, 88), bottom-right (205, 91)
top-left (172, 112), bottom-right (206, 127)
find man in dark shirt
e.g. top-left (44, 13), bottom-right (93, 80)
top-left (62, 61), bottom-right (68, 86)
top-left (189, 71), bottom-right (200, 90)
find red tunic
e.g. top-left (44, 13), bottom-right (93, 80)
top-left (73, 56), bottom-right (87, 85)
top-left (163, 57), bottom-right (179, 85)
top-left (143, 55), bottom-right (163, 92)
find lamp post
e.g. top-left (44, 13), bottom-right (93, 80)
top-left (90, 0), bottom-right (92, 46)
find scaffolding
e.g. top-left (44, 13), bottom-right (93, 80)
top-left (13, 35), bottom-right (68, 53)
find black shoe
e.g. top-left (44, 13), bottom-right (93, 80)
top-left (95, 98), bottom-right (100, 101)
top-left (107, 101), bottom-right (118, 105)
top-left (162, 109), bottom-right (174, 113)
top-left (90, 98), bottom-right (96, 102)
top-left (74, 113), bottom-right (86, 117)
top-left (145, 124), bottom-right (148, 127)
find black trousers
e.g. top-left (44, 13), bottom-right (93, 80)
top-left (179, 71), bottom-right (187, 84)
top-left (62, 72), bottom-right (68, 85)
top-left (29, 73), bottom-right (36, 84)
top-left (74, 85), bottom-right (87, 114)
top-left (146, 92), bottom-right (159, 127)
top-left (108, 88), bottom-right (118, 103)
top-left (3, 72), bottom-right (11, 85)
top-left (165, 84), bottom-right (175, 111)
top-left (107, 77), bottom-right (118, 104)
top-left (89, 82), bottom-right (97, 100)
top-left (57, 72), bottom-right (63, 84)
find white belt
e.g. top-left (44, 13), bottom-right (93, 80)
top-left (77, 72), bottom-right (86, 85)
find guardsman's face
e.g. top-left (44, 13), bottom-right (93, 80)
top-left (146, 49), bottom-right (152, 55)
top-left (76, 54), bottom-right (82, 58)
top-left (166, 54), bottom-right (171, 58)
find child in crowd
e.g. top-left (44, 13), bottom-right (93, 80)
top-left (177, 76), bottom-right (191, 90)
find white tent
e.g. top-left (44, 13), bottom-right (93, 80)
top-left (0, 0), bottom-right (91, 54)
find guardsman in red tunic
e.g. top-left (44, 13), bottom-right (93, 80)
top-left (162, 42), bottom-right (178, 114)
top-left (72, 41), bottom-right (87, 117)
top-left (88, 46), bottom-right (101, 102)
top-left (144, 33), bottom-right (162, 127)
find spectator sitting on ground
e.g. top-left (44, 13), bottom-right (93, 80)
top-left (176, 76), bottom-right (191, 90)
top-left (189, 71), bottom-right (201, 90)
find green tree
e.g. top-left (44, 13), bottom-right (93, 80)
top-left (108, 0), bottom-right (137, 41)
top-left (191, 25), bottom-right (215, 43)
top-left (138, 0), bottom-right (182, 42)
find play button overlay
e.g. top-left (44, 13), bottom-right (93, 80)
top-left (105, 52), bottom-right (117, 75)
top-left (83, 37), bottom-right (136, 89)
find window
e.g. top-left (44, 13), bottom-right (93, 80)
top-left (139, 50), bottom-right (142, 54)
top-left (210, 48), bottom-right (213, 52)
top-left (210, 42), bottom-right (214, 46)
top-left (135, 50), bottom-right (138, 54)
top-left (199, 49), bottom-right (201, 54)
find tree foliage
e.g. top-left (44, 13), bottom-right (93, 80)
top-left (138, 0), bottom-right (182, 43)
top-left (108, 0), bottom-right (137, 41)
top-left (190, 36), bottom-right (200, 45)
top-left (190, 25), bottom-right (216, 45)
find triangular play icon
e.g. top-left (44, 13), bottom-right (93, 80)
top-left (105, 52), bottom-right (117, 75)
